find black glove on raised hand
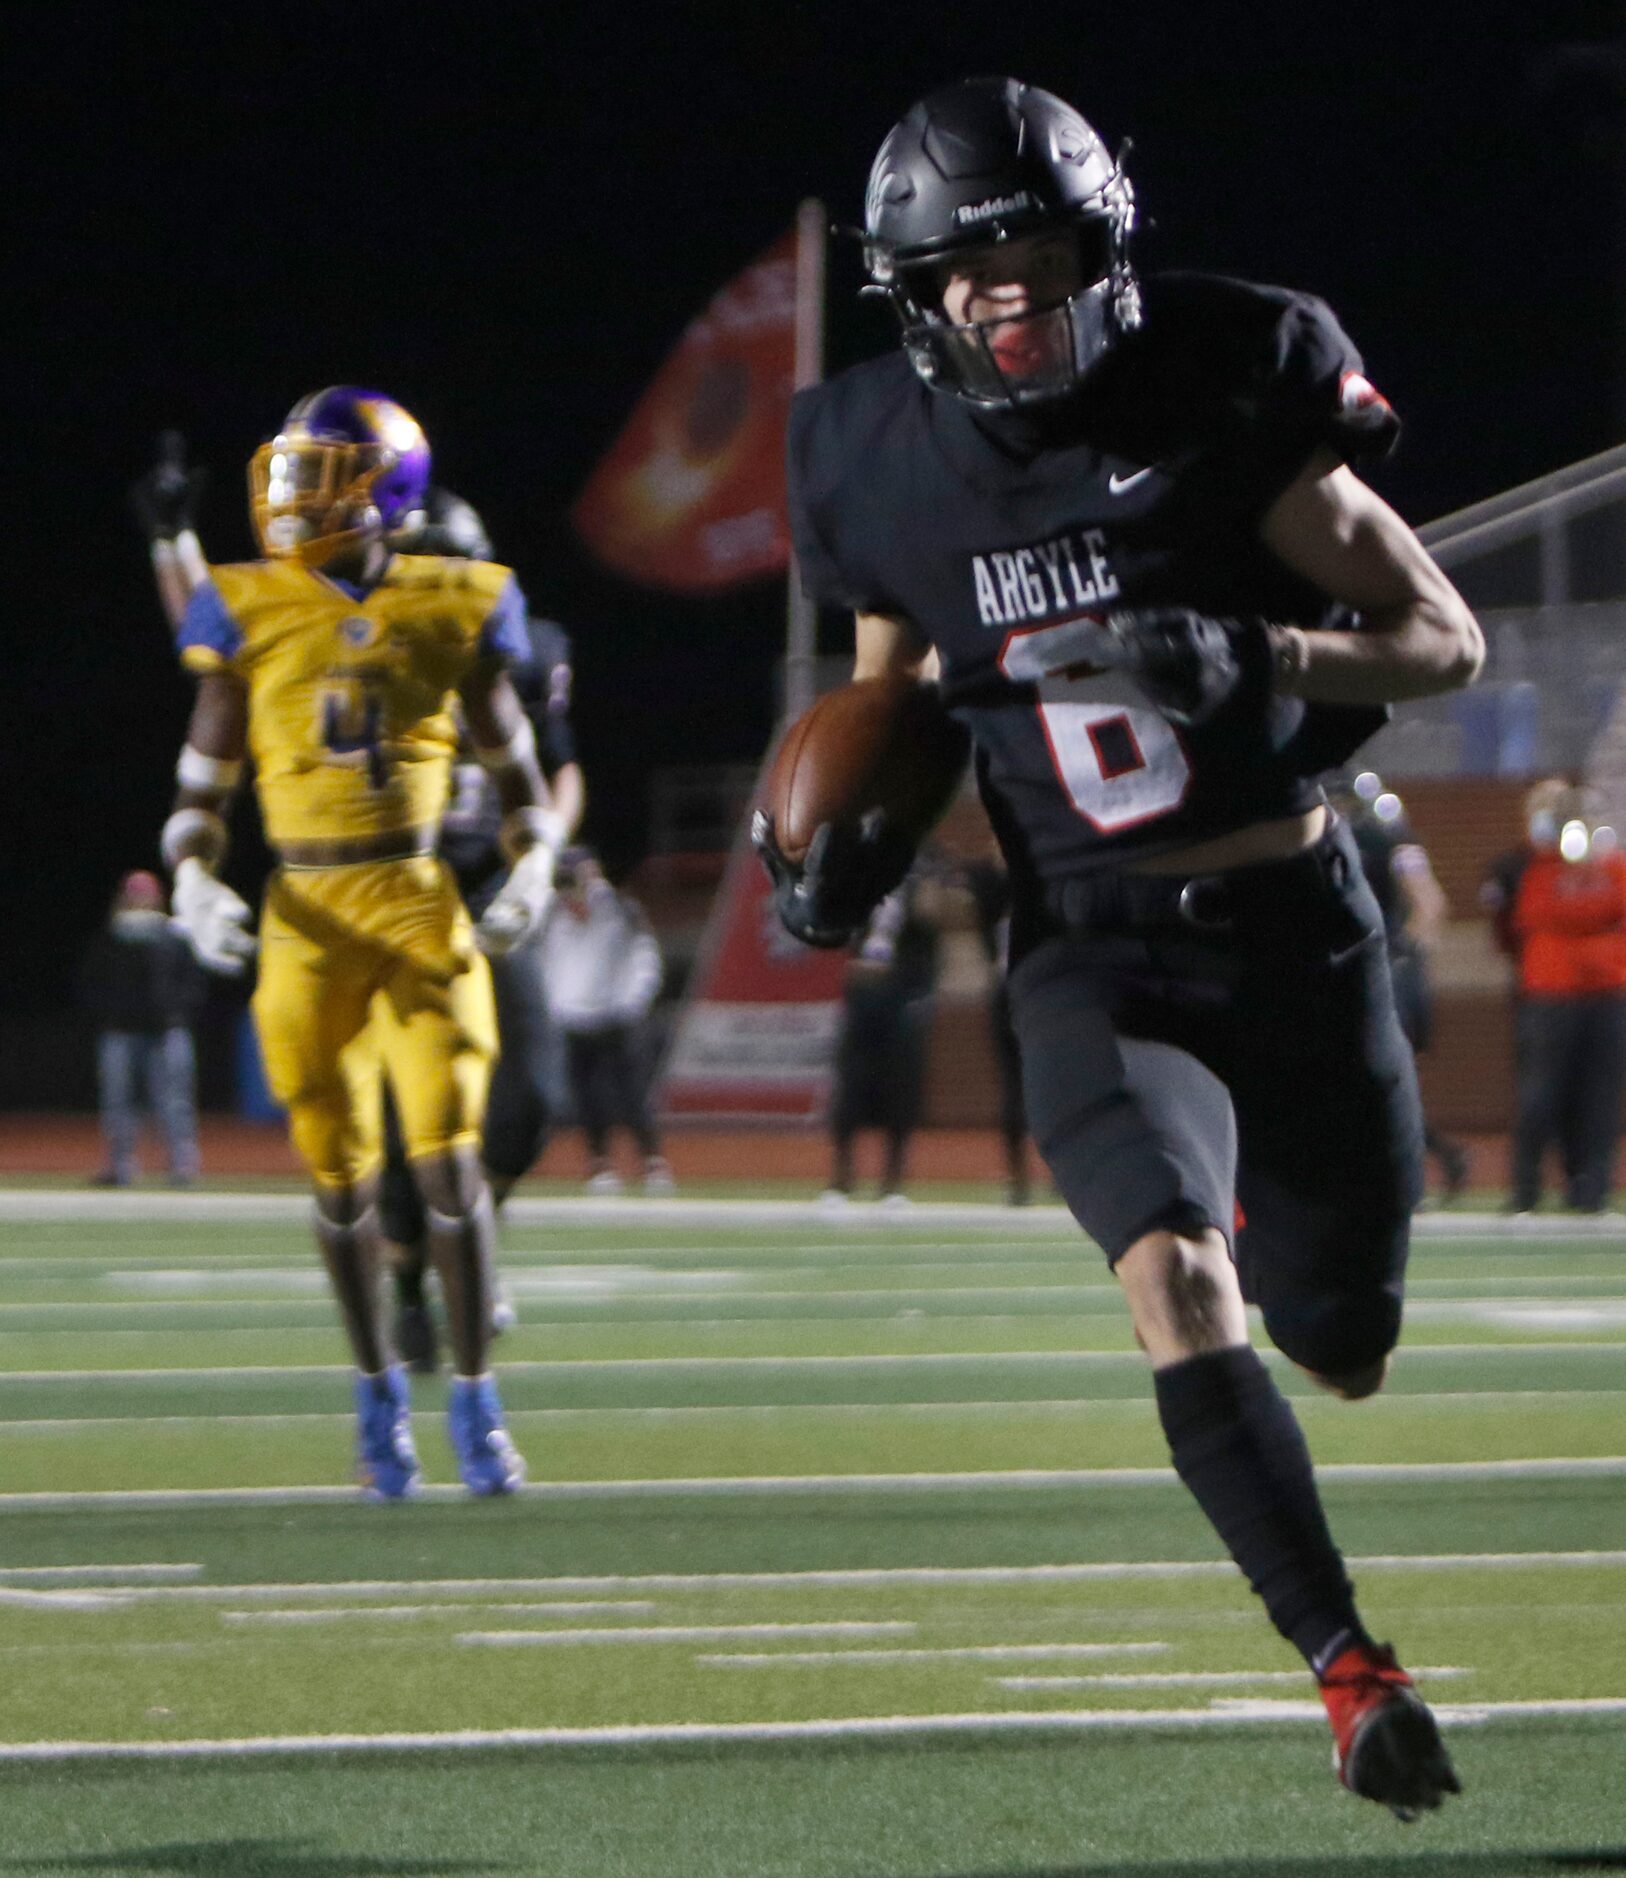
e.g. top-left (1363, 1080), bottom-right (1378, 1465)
top-left (130, 431), bottom-right (208, 542)
top-left (751, 809), bottom-right (917, 950)
top-left (1105, 607), bottom-right (1264, 726)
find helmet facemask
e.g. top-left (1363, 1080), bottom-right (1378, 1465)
top-left (877, 200), bottom-right (1140, 410)
top-left (248, 437), bottom-right (402, 567)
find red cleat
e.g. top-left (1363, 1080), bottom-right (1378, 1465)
top-left (1318, 1641), bottom-right (1462, 1821)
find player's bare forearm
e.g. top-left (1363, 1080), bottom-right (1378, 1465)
top-left (459, 664), bottom-right (555, 836)
top-left (549, 761), bottom-right (586, 840)
top-left (1260, 452), bottom-right (1484, 704)
top-left (853, 611), bottom-right (937, 685)
top-left (160, 671), bottom-right (248, 870)
top-left (152, 532), bottom-right (210, 633)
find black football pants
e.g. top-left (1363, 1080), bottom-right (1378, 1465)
top-left (1008, 819), bottom-right (1425, 1378)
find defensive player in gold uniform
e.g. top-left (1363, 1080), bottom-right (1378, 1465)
top-left (160, 387), bottom-right (560, 1497)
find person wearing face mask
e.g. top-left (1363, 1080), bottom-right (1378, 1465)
top-left (79, 871), bottom-right (207, 1187)
top-left (1496, 784), bottom-right (1626, 1213)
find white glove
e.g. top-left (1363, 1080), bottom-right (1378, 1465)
top-left (171, 857), bottom-right (257, 974)
top-left (476, 843), bottom-right (555, 957)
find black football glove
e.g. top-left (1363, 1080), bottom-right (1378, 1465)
top-left (130, 430), bottom-right (208, 542)
top-left (751, 809), bottom-right (917, 950)
top-left (1105, 607), bottom-right (1261, 727)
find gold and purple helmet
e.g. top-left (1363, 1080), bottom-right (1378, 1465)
top-left (248, 387), bottom-right (431, 566)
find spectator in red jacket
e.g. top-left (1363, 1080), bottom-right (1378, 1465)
top-left (1507, 788), bottom-right (1626, 1213)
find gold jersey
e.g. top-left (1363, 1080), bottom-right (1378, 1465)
top-left (176, 555), bottom-right (530, 853)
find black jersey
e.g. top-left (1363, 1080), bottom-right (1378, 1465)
top-left (441, 614), bottom-right (577, 903)
top-left (788, 273), bottom-right (1400, 893)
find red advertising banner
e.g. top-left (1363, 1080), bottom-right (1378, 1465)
top-left (571, 227), bottom-right (798, 593)
top-left (656, 760), bottom-right (848, 1121)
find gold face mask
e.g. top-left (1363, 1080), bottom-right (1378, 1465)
top-left (248, 434), bottom-right (398, 567)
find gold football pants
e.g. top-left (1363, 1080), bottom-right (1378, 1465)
top-left (252, 857), bottom-right (496, 1188)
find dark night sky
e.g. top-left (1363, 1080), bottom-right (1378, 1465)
top-left (5, 0), bottom-right (1626, 1024)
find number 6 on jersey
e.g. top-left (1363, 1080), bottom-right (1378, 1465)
top-left (999, 622), bottom-right (1191, 832)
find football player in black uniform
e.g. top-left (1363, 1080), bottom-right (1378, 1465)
top-left (757, 78), bottom-right (1482, 1819)
top-left (381, 490), bottom-right (586, 1366)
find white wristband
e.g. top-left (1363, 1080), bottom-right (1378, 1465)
top-left (176, 744), bottom-right (243, 793)
top-left (499, 806), bottom-right (565, 863)
top-left (161, 807), bottom-right (228, 872)
top-left (474, 718), bottom-right (537, 774)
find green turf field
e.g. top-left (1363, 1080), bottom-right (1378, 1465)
top-left (0, 1193), bottom-right (1621, 1876)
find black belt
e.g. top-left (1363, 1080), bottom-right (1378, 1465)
top-left (1039, 824), bottom-right (1350, 937)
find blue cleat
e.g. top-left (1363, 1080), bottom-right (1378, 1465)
top-left (447, 1374), bottom-right (526, 1497)
top-left (354, 1366), bottom-right (422, 1501)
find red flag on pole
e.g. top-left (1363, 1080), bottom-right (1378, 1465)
top-left (571, 226), bottom-right (798, 593)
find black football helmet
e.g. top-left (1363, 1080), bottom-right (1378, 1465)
top-left (390, 485), bottom-right (493, 560)
top-left (863, 77), bottom-right (1139, 408)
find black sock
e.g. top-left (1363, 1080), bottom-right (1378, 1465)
top-left (1153, 1345), bottom-right (1366, 1673)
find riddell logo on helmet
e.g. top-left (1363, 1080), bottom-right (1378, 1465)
top-left (954, 191), bottom-right (1037, 225)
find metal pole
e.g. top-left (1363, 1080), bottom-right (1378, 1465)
top-left (784, 197), bottom-right (827, 723)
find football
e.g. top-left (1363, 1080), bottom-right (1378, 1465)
top-left (763, 678), bottom-right (969, 865)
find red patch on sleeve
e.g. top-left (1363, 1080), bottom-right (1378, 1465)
top-left (1339, 370), bottom-right (1392, 416)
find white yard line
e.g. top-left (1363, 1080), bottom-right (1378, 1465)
top-left (0, 1455), bottom-right (1621, 1511)
top-left (0, 1586), bottom-right (121, 1611)
top-left (458, 1621), bottom-right (916, 1648)
top-left (19, 1286), bottom-right (1626, 1315)
top-left (83, 1549), bottom-right (1626, 1606)
top-left (4, 1389), bottom-right (1622, 1434)
top-left (701, 1642), bottom-right (1174, 1668)
top-left (0, 1698), bottom-right (1621, 1761)
top-left (0, 1287), bottom-right (1125, 1312)
top-left (222, 1601), bottom-right (658, 1625)
top-left (995, 1667), bottom-right (1471, 1691)
top-left (4, 1188), bottom-right (1623, 1238)
top-left (0, 1563), bottom-right (201, 1584)
top-left (0, 1342), bottom-right (1618, 1388)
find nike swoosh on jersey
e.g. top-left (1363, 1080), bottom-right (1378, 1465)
top-left (1107, 466), bottom-right (1155, 494)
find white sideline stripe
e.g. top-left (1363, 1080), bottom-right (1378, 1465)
top-left (0, 1288), bottom-right (1121, 1312)
top-left (82, 1266), bottom-right (1624, 1297)
top-left (18, 1286), bottom-right (1626, 1315)
top-left (457, 1622), bottom-right (915, 1648)
top-left (0, 1564), bottom-right (201, 1584)
top-left (0, 1341), bottom-right (1619, 1387)
top-left (0, 1456), bottom-right (1621, 1511)
top-left (95, 1550), bottom-right (1626, 1606)
top-left (7, 1306), bottom-right (1626, 1343)
top-left (5, 1389), bottom-right (1625, 1434)
top-left (1, 1225), bottom-right (1609, 1260)
top-left (0, 1699), bottom-right (1622, 1761)
top-left (4, 1187), bottom-right (1625, 1239)
top-left (995, 1666), bottom-right (1471, 1691)
top-left (222, 1601), bottom-right (657, 1626)
top-left (702, 1643), bottom-right (1174, 1668)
